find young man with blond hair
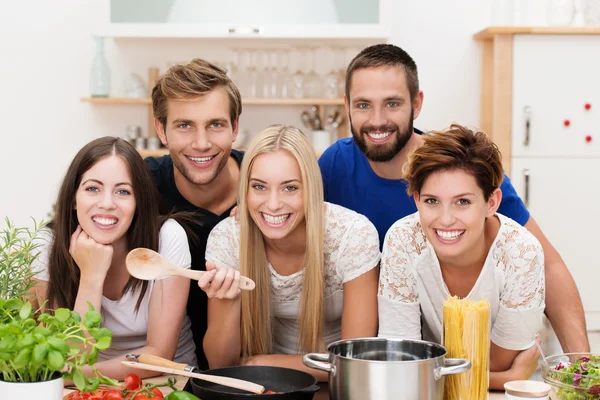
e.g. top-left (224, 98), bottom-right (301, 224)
top-left (146, 58), bottom-right (243, 370)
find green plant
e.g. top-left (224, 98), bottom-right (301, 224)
top-left (0, 218), bottom-right (118, 392)
top-left (0, 217), bottom-right (46, 300)
top-left (0, 298), bottom-right (118, 391)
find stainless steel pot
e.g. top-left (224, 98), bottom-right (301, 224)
top-left (303, 338), bottom-right (470, 400)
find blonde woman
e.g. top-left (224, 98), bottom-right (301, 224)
top-left (198, 124), bottom-right (380, 381)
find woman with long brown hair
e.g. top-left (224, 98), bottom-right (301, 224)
top-left (30, 137), bottom-right (196, 380)
top-left (198, 125), bottom-right (380, 381)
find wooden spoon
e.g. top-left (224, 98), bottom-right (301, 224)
top-left (121, 361), bottom-right (265, 394)
top-left (126, 248), bottom-right (255, 291)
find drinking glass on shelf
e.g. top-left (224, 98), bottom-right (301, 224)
top-left (225, 49), bottom-right (239, 85)
top-left (306, 47), bottom-right (323, 98)
top-left (277, 48), bottom-right (291, 98)
top-left (245, 49), bottom-right (260, 98)
top-left (262, 50), bottom-right (278, 98)
top-left (291, 48), bottom-right (306, 99)
top-left (324, 46), bottom-right (343, 99)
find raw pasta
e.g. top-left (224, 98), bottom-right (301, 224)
top-left (443, 296), bottom-right (490, 400)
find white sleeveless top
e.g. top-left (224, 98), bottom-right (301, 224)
top-left (378, 212), bottom-right (545, 351)
top-left (32, 219), bottom-right (197, 366)
top-left (205, 202), bottom-right (381, 354)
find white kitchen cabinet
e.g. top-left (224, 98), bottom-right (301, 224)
top-left (511, 35), bottom-right (600, 330)
top-left (509, 158), bottom-right (600, 330)
top-left (476, 28), bottom-right (600, 333)
top-left (512, 35), bottom-right (600, 158)
top-left (96, 0), bottom-right (390, 39)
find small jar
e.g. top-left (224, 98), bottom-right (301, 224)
top-left (147, 137), bottom-right (161, 150)
top-left (504, 380), bottom-right (551, 399)
top-left (135, 137), bottom-right (146, 150)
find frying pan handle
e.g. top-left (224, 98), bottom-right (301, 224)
top-left (302, 353), bottom-right (336, 376)
top-left (434, 358), bottom-right (471, 380)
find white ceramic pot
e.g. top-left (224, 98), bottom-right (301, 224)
top-left (0, 375), bottom-right (64, 400)
top-left (312, 130), bottom-right (332, 154)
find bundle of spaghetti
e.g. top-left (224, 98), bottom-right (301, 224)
top-left (443, 296), bottom-right (490, 400)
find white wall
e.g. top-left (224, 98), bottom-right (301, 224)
top-left (0, 0), bottom-right (492, 226)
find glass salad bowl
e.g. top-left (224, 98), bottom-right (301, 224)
top-left (541, 353), bottom-right (600, 399)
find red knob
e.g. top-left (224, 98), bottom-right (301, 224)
top-left (585, 103), bottom-right (592, 110)
top-left (585, 135), bottom-right (592, 143)
top-left (564, 119), bottom-right (571, 127)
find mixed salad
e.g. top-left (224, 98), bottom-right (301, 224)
top-left (546, 355), bottom-right (600, 399)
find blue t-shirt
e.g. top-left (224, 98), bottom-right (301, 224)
top-left (318, 137), bottom-right (530, 248)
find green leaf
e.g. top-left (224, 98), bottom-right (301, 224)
top-left (22, 318), bottom-right (36, 328)
top-left (37, 313), bottom-right (50, 323)
top-left (0, 351), bottom-right (11, 360)
top-left (33, 325), bottom-right (51, 337)
top-left (0, 336), bottom-right (17, 351)
top-left (69, 345), bottom-right (81, 355)
top-left (47, 350), bottom-right (65, 371)
top-left (88, 346), bottom-right (98, 365)
top-left (5, 298), bottom-right (23, 310)
top-left (13, 347), bottom-right (32, 368)
top-left (83, 310), bottom-right (102, 329)
top-left (71, 311), bottom-right (81, 323)
top-left (95, 336), bottom-right (111, 351)
top-left (87, 377), bottom-right (100, 392)
top-left (91, 327), bottom-right (112, 341)
top-left (73, 369), bottom-right (86, 391)
top-left (32, 343), bottom-right (49, 365)
top-left (98, 374), bottom-right (120, 386)
top-left (19, 302), bottom-right (32, 320)
top-left (16, 333), bottom-right (35, 350)
top-left (54, 308), bottom-right (71, 323)
top-left (47, 337), bottom-right (69, 354)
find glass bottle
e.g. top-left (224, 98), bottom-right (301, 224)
top-left (90, 36), bottom-right (111, 98)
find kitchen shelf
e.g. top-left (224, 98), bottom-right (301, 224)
top-left (81, 97), bottom-right (344, 106)
top-left (137, 148), bottom-right (169, 158)
top-left (474, 26), bottom-right (600, 40)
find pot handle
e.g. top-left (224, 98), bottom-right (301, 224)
top-left (435, 358), bottom-right (471, 380)
top-left (303, 353), bottom-right (336, 376)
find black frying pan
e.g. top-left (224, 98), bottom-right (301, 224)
top-left (187, 365), bottom-right (320, 400)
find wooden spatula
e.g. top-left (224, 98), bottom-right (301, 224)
top-left (121, 361), bottom-right (265, 394)
top-left (126, 248), bottom-right (255, 290)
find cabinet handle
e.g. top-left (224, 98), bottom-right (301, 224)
top-left (228, 27), bottom-right (236, 34)
top-left (523, 169), bottom-right (530, 208)
top-left (252, 26), bottom-right (263, 35)
top-left (523, 106), bottom-right (532, 146)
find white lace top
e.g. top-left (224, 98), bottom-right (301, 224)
top-left (206, 202), bottom-right (381, 354)
top-left (378, 212), bottom-right (545, 351)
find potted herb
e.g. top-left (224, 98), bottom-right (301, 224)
top-left (0, 218), bottom-right (117, 399)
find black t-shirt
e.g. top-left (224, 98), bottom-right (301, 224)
top-left (145, 150), bottom-right (244, 370)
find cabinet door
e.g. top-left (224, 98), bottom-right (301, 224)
top-left (104, 0), bottom-right (389, 39)
top-left (512, 35), bottom-right (600, 158)
top-left (510, 157), bottom-right (600, 329)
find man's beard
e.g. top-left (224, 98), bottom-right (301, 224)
top-left (172, 151), bottom-right (229, 186)
top-left (351, 108), bottom-right (414, 162)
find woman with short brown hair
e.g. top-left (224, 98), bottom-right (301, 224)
top-left (378, 124), bottom-right (545, 389)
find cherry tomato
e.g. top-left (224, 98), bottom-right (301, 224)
top-left (124, 373), bottom-right (143, 391)
top-left (103, 390), bottom-right (125, 400)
